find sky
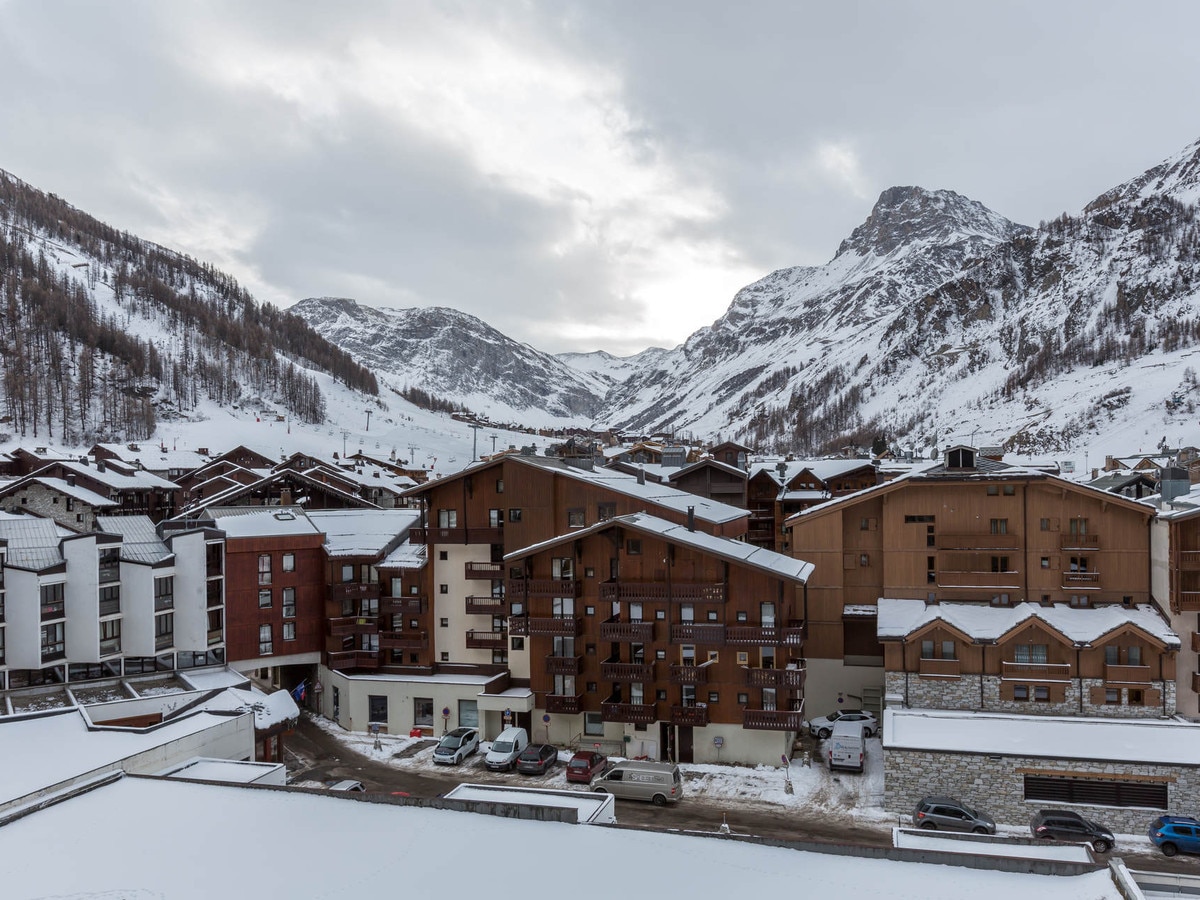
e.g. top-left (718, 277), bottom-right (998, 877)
top-left (2, 1), bottom-right (1200, 357)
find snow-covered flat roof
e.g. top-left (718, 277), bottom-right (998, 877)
top-left (335, 672), bottom-right (498, 685)
top-left (884, 707), bottom-right (1200, 766)
top-left (892, 828), bottom-right (1093, 862)
top-left (0, 776), bottom-right (1123, 899)
top-left (308, 508), bottom-right (420, 556)
top-left (877, 598), bottom-right (1179, 647)
top-left (443, 782), bottom-right (613, 821)
top-left (178, 666), bottom-right (251, 691)
top-left (203, 505), bottom-right (324, 538)
top-left (159, 757), bottom-right (284, 784)
top-left (379, 540), bottom-right (427, 569)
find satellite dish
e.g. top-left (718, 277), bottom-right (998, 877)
top-left (929, 447), bottom-right (939, 460)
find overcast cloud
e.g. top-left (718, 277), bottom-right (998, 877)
top-left (2, 0), bottom-right (1199, 355)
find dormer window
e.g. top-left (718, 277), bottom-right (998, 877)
top-left (946, 447), bottom-right (976, 469)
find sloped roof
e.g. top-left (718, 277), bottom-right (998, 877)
top-left (202, 506), bottom-right (323, 539)
top-left (307, 509), bottom-right (421, 557)
top-left (96, 515), bottom-right (171, 564)
top-left (0, 514), bottom-right (67, 569)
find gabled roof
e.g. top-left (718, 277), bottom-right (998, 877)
top-left (877, 598), bottom-right (1179, 649)
top-left (0, 513), bottom-right (69, 570)
top-left (182, 469), bottom-right (380, 515)
top-left (665, 458), bottom-right (746, 483)
top-left (504, 512), bottom-right (813, 583)
top-left (54, 460), bottom-right (178, 490)
top-left (96, 515), bottom-right (172, 564)
top-left (27, 478), bottom-right (117, 508)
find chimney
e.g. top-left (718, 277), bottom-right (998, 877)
top-left (1161, 466), bottom-right (1190, 504)
top-left (281, 488), bottom-right (293, 505)
top-left (687, 506), bottom-right (695, 532)
top-left (637, 468), bottom-right (645, 485)
top-left (96, 460), bottom-right (105, 473)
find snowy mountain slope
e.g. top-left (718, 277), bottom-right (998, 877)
top-left (555, 346), bottom-right (673, 388)
top-left (291, 297), bottom-right (609, 426)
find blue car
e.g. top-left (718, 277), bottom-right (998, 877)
top-left (1149, 816), bottom-right (1200, 857)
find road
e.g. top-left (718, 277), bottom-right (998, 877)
top-left (285, 713), bottom-right (1200, 872)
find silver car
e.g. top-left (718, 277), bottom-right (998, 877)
top-left (807, 709), bottom-right (878, 739)
top-left (913, 796), bottom-right (996, 834)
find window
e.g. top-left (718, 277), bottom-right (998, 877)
top-left (437, 509), bottom-right (458, 528)
top-left (860, 518), bottom-right (870, 531)
top-left (1013, 684), bottom-right (1029, 701)
top-left (991, 556), bottom-right (1009, 572)
top-left (1104, 645), bottom-right (1119, 665)
top-left (598, 503), bottom-right (616, 521)
top-left (584, 712), bottom-right (604, 736)
top-left (282, 553), bottom-right (295, 572)
top-left (1129, 688), bottom-right (1145, 705)
top-left (258, 588), bottom-right (272, 608)
top-left (283, 622), bottom-right (296, 641)
top-left (258, 554), bottom-right (271, 585)
top-left (439, 618), bottom-right (448, 627)
top-left (1014, 644), bottom-right (1048, 664)
top-left (927, 525), bottom-right (935, 547)
top-left (706, 610), bottom-right (718, 622)
top-left (627, 539), bottom-right (642, 555)
top-left (991, 593), bottom-right (1010, 606)
top-left (655, 649), bottom-right (666, 660)
top-left (859, 553), bottom-right (869, 567)
top-left (706, 650), bottom-right (719, 663)
top-left (1040, 518), bottom-right (1051, 531)
top-left (511, 637), bottom-right (524, 651)
top-left (1024, 775), bottom-right (1167, 810)
top-left (282, 588), bottom-right (296, 618)
top-left (41, 622), bottom-right (65, 660)
top-left (459, 700), bottom-right (479, 728)
top-left (941, 640), bottom-right (955, 659)
top-left (369, 695), bottom-right (388, 723)
top-left (1105, 688), bottom-right (1120, 705)
top-left (508, 508), bottom-right (522, 522)
top-left (414, 698), bottom-right (433, 726)
top-left (1129, 646), bottom-right (1142, 666)
top-left (656, 689), bottom-right (667, 701)
top-left (439, 550), bottom-right (448, 561)
top-left (585, 605), bottom-right (595, 616)
top-left (927, 556), bottom-right (935, 584)
top-left (737, 692), bottom-right (749, 704)
top-left (440, 652), bottom-right (450, 661)
top-left (341, 564), bottom-right (354, 583)
top-left (40, 583), bottom-right (65, 619)
top-left (1041, 557), bottom-right (1050, 569)
top-left (708, 691), bottom-right (719, 704)
top-left (1003, 485), bottom-right (1016, 496)
top-left (990, 518), bottom-right (1008, 534)
top-left (99, 584), bottom-right (121, 616)
top-left (258, 624), bottom-right (273, 655)
top-left (736, 651), bottom-right (748, 664)
top-left (439, 584), bottom-right (448, 595)
top-left (921, 639), bottom-right (934, 658)
top-left (568, 508), bottom-right (585, 528)
top-left (905, 515), bottom-right (936, 523)
top-left (680, 604), bottom-right (694, 622)
top-left (492, 648), bottom-right (508, 665)
top-left (154, 576), bottom-right (174, 611)
top-left (496, 479), bottom-right (505, 493)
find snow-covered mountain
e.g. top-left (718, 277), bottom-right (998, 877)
top-left (290, 298), bottom-right (611, 426)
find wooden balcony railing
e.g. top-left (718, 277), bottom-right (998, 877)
top-left (546, 693), bottom-right (583, 715)
top-left (465, 595), bottom-right (508, 615)
top-left (598, 618), bottom-right (655, 642)
top-left (328, 650), bottom-right (380, 671)
top-left (1180, 551), bottom-right (1200, 570)
top-left (1105, 663), bottom-right (1152, 684)
top-left (935, 571), bottom-right (1020, 588)
top-left (508, 617), bottom-right (528, 636)
top-left (599, 582), bottom-right (726, 603)
top-left (328, 616), bottom-right (379, 637)
top-left (670, 623), bottom-right (726, 645)
top-left (330, 582), bottom-right (381, 603)
top-left (742, 707), bottom-right (805, 731)
top-left (1179, 592), bottom-right (1200, 612)
top-left (937, 533), bottom-right (1022, 550)
top-left (670, 664), bottom-right (709, 684)
top-left (745, 666), bottom-right (806, 688)
top-left (465, 629), bottom-right (508, 649)
top-left (1193, 632), bottom-right (1200, 654)
top-left (1193, 671), bottom-right (1200, 694)
top-left (1060, 533), bottom-right (1100, 550)
top-left (545, 655), bottom-right (583, 676)
top-left (670, 705), bottom-right (709, 727)
top-left (918, 657), bottom-right (961, 678)
top-left (1062, 572), bottom-right (1100, 586)
top-left (411, 526), bottom-right (502, 544)
top-left (601, 701), bottom-right (657, 723)
top-left (1001, 661), bottom-right (1072, 681)
top-left (465, 561), bottom-right (505, 580)
top-left (601, 660), bottom-right (655, 682)
top-left (379, 631), bottom-right (429, 650)
top-left (380, 595), bottom-right (426, 615)
top-left (525, 616), bottom-right (584, 637)
top-left (507, 578), bottom-right (582, 598)
top-left (725, 625), bottom-right (804, 646)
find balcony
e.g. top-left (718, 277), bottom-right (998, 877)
top-left (525, 616), bottom-right (584, 637)
top-left (329, 616), bottom-right (379, 637)
top-left (745, 666), bottom-right (806, 688)
top-left (508, 617), bottom-right (528, 636)
top-left (154, 595), bottom-right (174, 612)
top-left (602, 700), bottom-right (657, 723)
top-left (726, 624), bottom-right (804, 646)
top-left (380, 595), bottom-right (427, 615)
top-left (98, 598), bottom-right (121, 617)
top-left (507, 578), bottom-right (582, 598)
top-left (99, 638), bottom-right (121, 656)
top-left (1105, 663), bottom-right (1151, 684)
top-left (40, 604), bottom-right (65, 622)
top-left (935, 571), bottom-right (1020, 588)
top-left (670, 705), bottom-right (709, 727)
top-left (938, 533), bottom-right (1021, 550)
top-left (1193, 671), bottom-right (1200, 695)
top-left (601, 659), bottom-right (655, 682)
top-left (1062, 571), bottom-right (1100, 587)
top-left (465, 595), bottom-right (509, 615)
top-left (1060, 533), bottom-right (1100, 550)
top-left (918, 657), bottom-right (961, 678)
top-left (465, 561), bottom-right (505, 580)
top-left (670, 623), bottom-right (726, 645)
top-left (380, 631), bottom-right (429, 650)
top-left (328, 650), bottom-right (380, 671)
top-left (1179, 592), bottom-right (1200, 612)
top-left (155, 633), bottom-right (173, 651)
top-left (599, 618), bottom-right (655, 642)
top-left (546, 693), bottom-right (583, 715)
top-left (330, 582), bottom-right (381, 603)
top-left (1181, 551), bottom-right (1200, 570)
top-left (1193, 632), bottom-right (1200, 654)
top-left (465, 629), bottom-right (508, 649)
top-left (410, 526), bottom-right (462, 544)
top-left (545, 654), bottom-right (583, 676)
top-left (743, 708), bottom-right (805, 731)
top-left (207, 628), bottom-right (223, 646)
top-left (1001, 661), bottom-right (1072, 681)
top-left (670, 664), bottom-right (709, 684)
top-left (599, 581), bottom-right (726, 603)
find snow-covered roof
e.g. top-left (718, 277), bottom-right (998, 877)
top-left (379, 540), bottom-right (427, 570)
top-left (307, 508), bottom-right (421, 557)
top-left (96, 515), bottom-right (172, 564)
top-left (0, 515), bottom-right (66, 569)
top-left (884, 706), bottom-right (1200, 766)
top-left (506, 512), bottom-right (814, 583)
top-left (876, 598), bottom-right (1179, 648)
top-left (57, 459), bottom-right (179, 490)
top-left (202, 506), bottom-right (323, 538)
top-left (178, 667), bottom-right (251, 692)
top-left (204, 688), bottom-right (299, 730)
top-left (92, 443), bottom-right (209, 471)
top-left (186, 468), bottom-right (379, 513)
top-left (0, 776), bottom-right (1124, 899)
top-left (29, 477), bottom-right (118, 507)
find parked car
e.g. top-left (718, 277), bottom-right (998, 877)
top-left (566, 751), bottom-right (609, 784)
top-left (807, 709), bottom-right (878, 739)
top-left (1029, 809), bottom-right (1115, 853)
top-left (516, 743), bottom-right (559, 775)
top-left (912, 796), bottom-right (997, 834)
top-left (432, 727), bottom-right (480, 765)
top-left (484, 726), bottom-right (530, 771)
top-left (591, 760), bottom-right (683, 805)
top-left (328, 780), bottom-right (366, 792)
top-left (1149, 815), bottom-right (1200, 857)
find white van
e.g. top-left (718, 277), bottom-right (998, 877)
top-left (591, 761), bottom-right (683, 805)
top-left (827, 719), bottom-right (866, 772)
top-left (484, 726), bottom-right (529, 771)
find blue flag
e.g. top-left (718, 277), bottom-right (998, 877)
top-left (292, 681), bottom-right (306, 703)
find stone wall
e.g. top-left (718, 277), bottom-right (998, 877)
top-left (884, 747), bottom-right (1198, 835)
top-left (885, 672), bottom-right (1175, 717)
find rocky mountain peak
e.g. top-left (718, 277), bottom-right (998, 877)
top-left (834, 185), bottom-right (1027, 260)
top-left (1086, 136), bottom-right (1200, 211)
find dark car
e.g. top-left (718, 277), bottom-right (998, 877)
top-left (515, 743), bottom-right (558, 775)
top-left (1030, 809), bottom-right (1115, 853)
top-left (566, 751), bottom-right (608, 784)
top-left (1149, 815), bottom-right (1200, 857)
top-left (912, 796), bottom-right (996, 834)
